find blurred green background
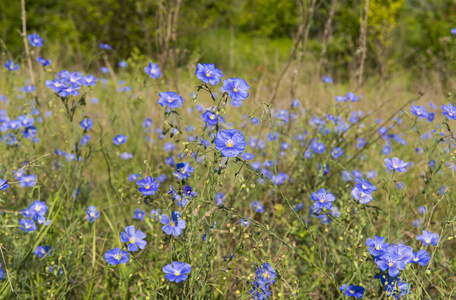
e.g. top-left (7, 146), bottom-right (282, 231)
top-left (1, 0), bottom-right (456, 84)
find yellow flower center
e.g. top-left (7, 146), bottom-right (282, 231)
top-left (205, 72), bottom-right (211, 77)
top-left (129, 237), bottom-right (136, 244)
top-left (226, 140), bottom-right (234, 147)
top-left (233, 87), bottom-right (238, 92)
top-left (388, 262), bottom-right (393, 267)
top-left (426, 239), bottom-right (431, 244)
top-left (375, 245), bottom-right (381, 250)
top-left (209, 115), bottom-right (216, 120)
top-left (174, 271), bottom-right (181, 276)
top-left (145, 184), bottom-right (150, 189)
top-left (168, 97), bottom-right (173, 103)
top-left (114, 253), bottom-right (121, 261)
top-left (90, 213), bottom-right (94, 217)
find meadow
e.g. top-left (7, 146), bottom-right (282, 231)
top-left (1, 16), bottom-right (456, 300)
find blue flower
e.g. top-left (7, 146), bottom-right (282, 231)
top-left (28, 200), bottom-right (48, 219)
top-left (452, 28), bottom-right (456, 34)
top-left (331, 147), bottom-right (343, 158)
top-left (355, 178), bottom-right (376, 193)
top-left (223, 78), bottom-right (250, 101)
top-left (0, 179), bottom-right (8, 191)
top-left (120, 225), bottom-right (147, 252)
top-left (5, 60), bottom-right (19, 71)
top-left (335, 95), bottom-right (347, 102)
top-left (80, 119), bottom-right (93, 130)
top-left (256, 263), bottom-right (276, 285)
top-left (0, 264), bottom-right (4, 280)
top-left (80, 135), bottom-right (90, 146)
top-left (144, 62), bottom-right (161, 79)
top-left (162, 261), bottom-right (191, 283)
top-left (161, 211), bottom-right (186, 236)
top-left (158, 92), bottom-right (183, 109)
top-left (183, 186), bottom-right (197, 198)
top-left (214, 129), bottom-right (247, 157)
top-left (215, 193), bottom-right (224, 205)
top-left (120, 152), bottom-right (133, 160)
top-left (104, 248), bottom-right (129, 265)
top-left (19, 218), bottom-right (37, 233)
top-left (37, 57), bottom-right (50, 67)
top-left (28, 33), bottom-right (43, 47)
top-left (173, 162), bottom-right (194, 180)
top-left (99, 43), bottom-right (112, 50)
top-left (322, 76), bottom-right (333, 83)
top-left (201, 110), bottom-right (224, 126)
top-left (150, 209), bottom-right (162, 221)
top-left (113, 134), bottom-right (128, 145)
top-left (195, 63), bottom-right (223, 85)
top-left (351, 187), bottom-right (373, 204)
top-left (251, 201), bottom-right (264, 213)
top-left (376, 247), bottom-right (406, 277)
top-left (136, 176), bottom-right (160, 196)
top-left (410, 105), bottom-right (429, 118)
top-left (365, 236), bottom-right (389, 256)
top-left (346, 92), bottom-right (359, 102)
top-left (143, 118), bottom-right (153, 127)
top-left (17, 115), bottom-right (34, 127)
top-left (384, 157), bottom-right (408, 172)
top-left (411, 249), bottom-right (431, 266)
top-left (34, 246), bottom-right (52, 258)
top-left (441, 103), bottom-right (456, 120)
top-left (311, 188), bottom-right (335, 210)
top-left (86, 206), bottom-right (99, 223)
top-left (416, 230), bottom-right (439, 246)
top-left (339, 284), bottom-right (364, 298)
top-left (118, 61), bottom-right (128, 67)
top-left (133, 208), bottom-right (145, 220)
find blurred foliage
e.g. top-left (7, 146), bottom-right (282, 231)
top-left (1, 0), bottom-right (456, 81)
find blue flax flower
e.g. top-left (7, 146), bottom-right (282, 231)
top-left (195, 63), bottom-right (223, 85)
top-left (441, 103), bottom-right (456, 120)
top-left (416, 230), bottom-right (439, 246)
top-left (410, 105), bottom-right (429, 118)
top-left (144, 62), bottom-right (161, 79)
top-left (113, 134), bottom-right (128, 145)
top-left (223, 77), bottom-right (250, 101)
top-left (80, 119), bottom-right (93, 130)
top-left (201, 110), bottom-right (224, 126)
top-left (133, 208), bottom-right (146, 220)
top-left (136, 176), bottom-right (160, 196)
top-left (375, 247), bottom-right (406, 277)
top-left (34, 246), bottom-right (52, 258)
top-left (86, 206), bottom-right (100, 223)
top-left (311, 188), bottom-right (335, 210)
top-left (104, 248), bottom-right (129, 265)
top-left (365, 236), bottom-right (389, 256)
top-left (411, 249), bottom-right (431, 266)
top-left (158, 92), bottom-right (183, 109)
top-left (161, 211), bottom-right (186, 236)
top-left (162, 261), bottom-right (191, 283)
top-left (339, 284), bottom-right (364, 298)
top-left (173, 162), bottom-right (194, 180)
top-left (214, 129), bottom-right (247, 157)
top-left (251, 201), bottom-right (264, 213)
top-left (19, 218), bottom-right (37, 233)
top-left (28, 33), bottom-right (43, 47)
top-left (120, 225), bottom-right (147, 252)
top-left (384, 157), bottom-right (408, 172)
top-left (5, 60), bottom-right (19, 71)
